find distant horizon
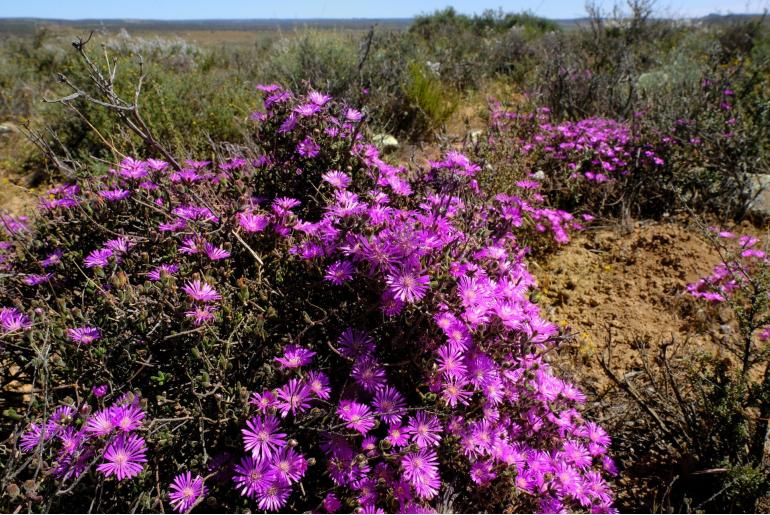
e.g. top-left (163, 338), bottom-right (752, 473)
top-left (0, 0), bottom-right (767, 22)
top-left (0, 12), bottom-right (766, 23)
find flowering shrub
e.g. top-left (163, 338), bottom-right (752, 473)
top-left (479, 102), bottom-right (670, 217)
top-left (1, 87), bottom-right (615, 513)
top-left (679, 228), bottom-right (770, 510)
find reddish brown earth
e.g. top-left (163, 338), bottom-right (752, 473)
top-left (534, 221), bottom-right (725, 387)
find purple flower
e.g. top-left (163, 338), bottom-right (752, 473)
top-left (185, 305), bottom-right (217, 326)
top-left (147, 263), bottom-right (179, 281)
top-left (92, 384), bottom-right (109, 398)
top-left (351, 357), bottom-right (387, 393)
top-left (322, 170), bottom-right (352, 189)
top-left (172, 205), bottom-right (219, 223)
top-left (401, 448), bottom-right (440, 499)
top-left (324, 492), bottom-right (342, 513)
top-left (203, 242), bottom-right (231, 261)
top-left (337, 328), bottom-right (375, 359)
top-left (250, 390), bottom-right (277, 412)
top-left (84, 249), bottom-right (113, 268)
top-left (324, 260), bottom-right (355, 285)
top-left (271, 447), bottom-right (307, 484)
top-left (233, 455), bottom-right (275, 498)
top-left (99, 189), bottom-right (131, 202)
top-left (105, 237), bottom-right (133, 254)
top-left (345, 108), bottom-right (363, 122)
top-left (96, 433), bottom-right (147, 480)
top-left (386, 268), bottom-right (430, 303)
top-left (373, 386), bottom-right (407, 425)
top-left (40, 250), bottom-right (63, 268)
top-left (85, 408), bottom-right (115, 436)
top-left (169, 472), bottom-right (207, 513)
top-left (20, 423), bottom-right (47, 452)
top-left (297, 137), bottom-right (320, 158)
top-left (386, 425), bottom-right (409, 448)
top-left (405, 411), bottom-right (442, 448)
top-left (238, 212), bottom-right (269, 233)
top-left (275, 345), bottom-right (316, 369)
top-left (242, 415), bottom-right (287, 460)
top-left (182, 280), bottom-right (221, 303)
top-left (257, 480), bottom-right (291, 511)
top-left (305, 371), bottom-right (331, 400)
top-left (23, 273), bottom-right (53, 286)
top-left (274, 378), bottom-right (313, 417)
top-left (67, 326), bottom-right (101, 345)
top-left (294, 103), bottom-right (321, 117)
top-left (1, 307), bottom-right (32, 333)
top-left (147, 158), bottom-right (169, 171)
top-left (307, 90), bottom-right (331, 106)
top-left (110, 403), bottom-right (145, 432)
top-left (337, 400), bottom-right (376, 434)
top-left (272, 197), bottom-right (301, 216)
top-left (118, 157), bottom-right (148, 179)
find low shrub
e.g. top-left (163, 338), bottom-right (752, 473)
top-left (0, 87), bottom-right (616, 513)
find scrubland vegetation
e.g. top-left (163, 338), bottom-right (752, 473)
top-left (1, 3), bottom-right (770, 513)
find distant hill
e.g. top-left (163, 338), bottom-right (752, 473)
top-left (0, 13), bottom-right (765, 35)
top-left (0, 17), bottom-right (413, 35)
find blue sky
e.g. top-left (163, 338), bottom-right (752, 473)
top-left (0, 0), bottom-right (766, 20)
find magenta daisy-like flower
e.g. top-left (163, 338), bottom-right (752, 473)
top-left (441, 376), bottom-right (473, 407)
top-left (203, 242), bottom-right (231, 261)
top-left (337, 328), bottom-right (376, 359)
top-left (110, 403), bottom-right (146, 432)
top-left (307, 90), bottom-right (332, 106)
top-left (85, 408), bottom-right (115, 436)
top-left (274, 378), bottom-right (313, 417)
top-left (92, 384), bottom-right (109, 398)
top-left (147, 263), bottom-right (179, 281)
top-left (323, 492), bottom-right (342, 513)
top-left (84, 249), bottom-right (113, 268)
top-left (19, 423), bottom-right (47, 452)
top-left (168, 471), bottom-right (207, 513)
top-left (386, 268), bottom-right (430, 303)
top-left (47, 405), bottom-right (76, 435)
top-left (185, 305), bottom-right (217, 326)
top-left (256, 480), bottom-right (291, 511)
top-left (337, 400), bottom-right (376, 434)
top-left (0, 307), bottom-right (32, 333)
top-left (351, 358), bottom-right (387, 393)
top-left (233, 455), bottom-right (275, 499)
top-left (274, 345), bottom-right (316, 369)
top-left (96, 433), bottom-right (147, 480)
top-left (238, 212), bottom-right (269, 233)
top-left (272, 197), bottom-right (301, 216)
top-left (67, 326), bottom-right (101, 345)
top-left (297, 137), bottom-right (320, 158)
top-left (305, 371), bottom-right (331, 400)
top-left (182, 280), bottom-right (221, 303)
top-left (373, 386), bottom-right (407, 425)
top-left (242, 415), bottom-right (287, 460)
top-left (401, 448), bottom-right (440, 500)
top-left (322, 170), bottom-right (352, 189)
top-left (40, 249), bottom-right (63, 268)
top-left (105, 237), bottom-right (133, 254)
top-left (405, 411), bottom-right (442, 448)
top-left (324, 260), bottom-right (355, 285)
top-left (99, 189), bottom-right (131, 202)
top-left (249, 390), bottom-right (277, 412)
top-left (24, 273), bottom-right (53, 285)
top-left (271, 447), bottom-right (307, 484)
top-left (293, 103), bottom-right (321, 117)
top-left (179, 236), bottom-right (202, 255)
top-left (386, 425), bottom-right (409, 448)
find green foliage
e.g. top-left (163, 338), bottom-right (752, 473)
top-left (402, 62), bottom-right (458, 133)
